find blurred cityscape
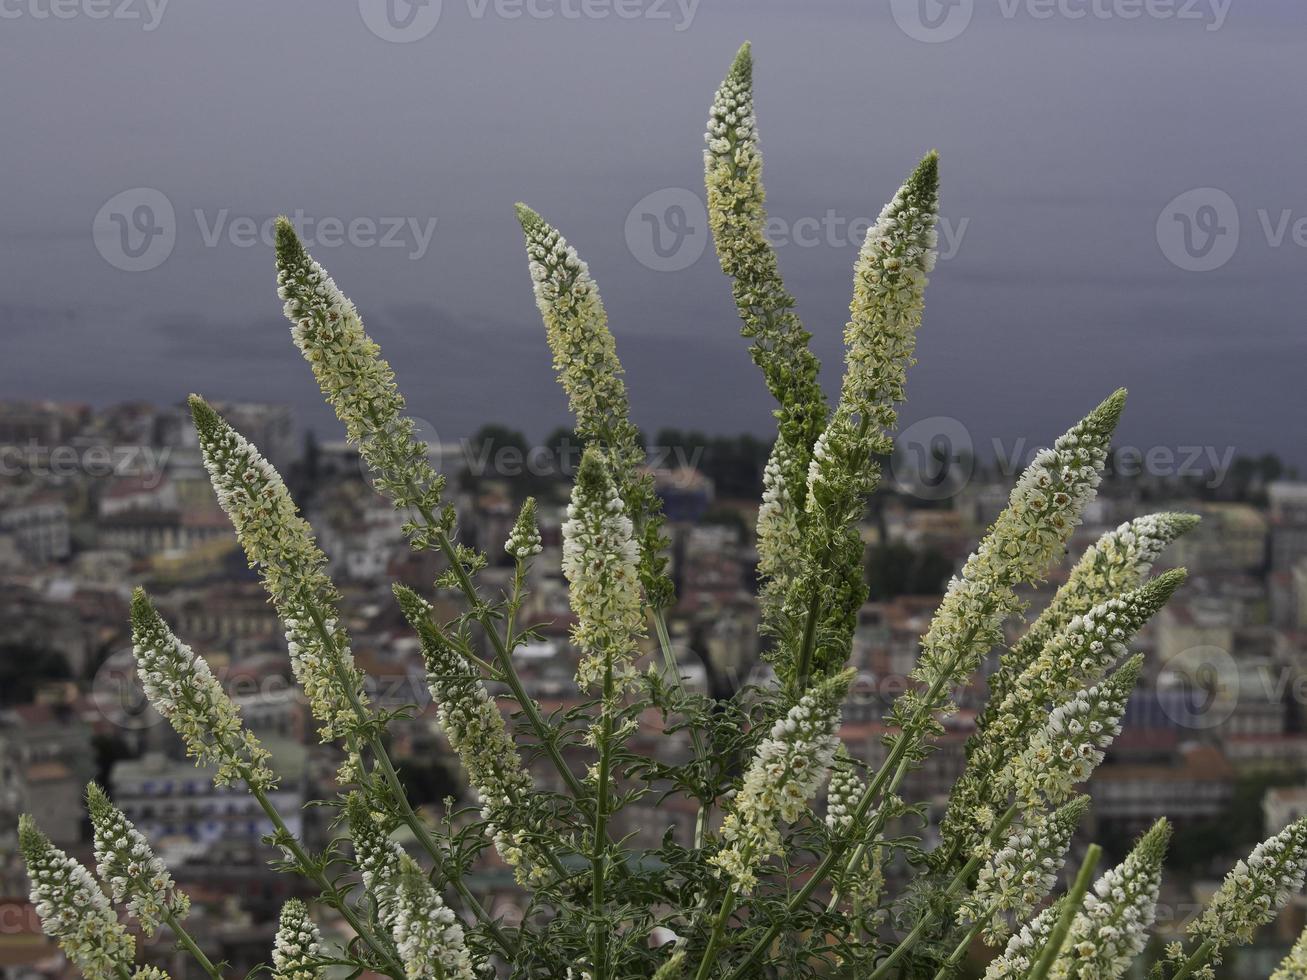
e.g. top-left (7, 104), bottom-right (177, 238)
top-left (0, 397), bottom-right (1305, 977)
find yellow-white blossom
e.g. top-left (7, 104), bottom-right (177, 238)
top-left (390, 855), bottom-right (477, 980)
top-left (87, 782), bottom-right (188, 936)
top-left (711, 669), bottom-right (854, 894)
top-left (562, 448), bottom-right (645, 692)
top-left (1187, 817), bottom-right (1307, 965)
top-left (755, 438), bottom-right (803, 627)
top-left (824, 744), bottom-right (862, 833)
top-left (1272, 925), bottom-right (1307, 980)
top-left (275, 219), bottom-right (447, 542)
top-left (1050, 819), bottom-right (1170, 980)
top-left (944, 570), bottom-right (1185, 854)
top-left (961, 796), bottom-right (1089, 943)
top-left (347, 797), bottom-right (477, 980)
top-left (271, 899), bottom-right (324, 980)
top-left (1009, 656), bottom-right (1142, 807)
top-left (984, 898), bottom-right (1063, 979)
top-left (130, 589), bottom-right (275, 791)
top-left (505, 496), bottom-right (543, 560)
top-left (912, 390), bottom-right (1125, 696)
top-left (515, 204), bottom-right (669, 604)
top-left (987, 513), bottom-right (1198, 708)
top-left (704, 42), bottom-right (826, 495)
top-left (395, 585), bottom-right (544, 886)
top-left (190, 394), bottom-right (369, 741)
top-left (19, 814), bottom-right (135, 980)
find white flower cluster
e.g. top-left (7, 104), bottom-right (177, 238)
top-left (87, 783), bottom-right (188, 936)
top-left (984, 898), bottom-right (1062, 979)
top-left (271, 899), bottom-right (324, 980)
top-left (190, 395), bottom-right (369, 741)
top-left (1189, 817), bottom-right (1307, 960)
top-left (944, 520), bottom-right (1192, 860)
top-left (130, 589), bottom-right (275, 791)
top-left (824, 745), bottom-right (862, 833)
top-left (711, 669), bottom-right (853, 894)
top-left (348, 798), bottom-right (478, 980)
top-left (396, 585), bottom-right (544, 886)
top-left (993, 571), bottom-right (1186, 740)
top-left (505, 496), bottom-right (543, 560)
top-left (913, 391), bottom-right (1123, 695)
top-left (1051, 819), bottom-right (1170, 980)
top-left (19, 815), bottom-right (135, 980)
top-left (275, 219), bottom-right (445, 531)
top-left (1009, 656), bottom-right (1141, 807)
top-left (755, 440), bottom-right (802, 595)
top-left (990, 513), bottom-right (1198, 708)
top-left (804, 150), bottom-right (940, 505)
top-left (132, 968), bottom-right (171, 980)
top-left (391, 855), bottom-right (478, 980)
top-left (561, 449), bottom-right (645, 692)
top-left (703, 42), bottom-right (826, 530)
top-left (961, 797), bottom-right (1088, 943)
top-left (1273, 925), bottom-right (1307, 980)
top-left (515, 205), bottom-right (644, 485)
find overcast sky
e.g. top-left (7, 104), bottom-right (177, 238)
top-left (2, 0), bottom-right (1305, 469)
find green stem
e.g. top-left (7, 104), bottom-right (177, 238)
top-left (866, 806), bottom-right (1016, 980)
top-left (591, 657), bottom-right (616, 980)
top-left (1167, 941), bottom-right (1216, 980)
top-left (692, 884), bottom-right (740, 980)
top-left (297, 589), bottom-right (515, 958)
top-left (652, 608), bottom-right (711, 848)
top-left (162, 909), bottom-right (222, 980)
top-left (247, 787), bottom-right (406, 979)
top-left (933, 920), bottom-right (985, 980)
top-left (428, 521), bottom-right (587, 801)
top-left (721, 663), bottom-right (960, 980)
top-left (1026, 844), bottom-right (1101, 980)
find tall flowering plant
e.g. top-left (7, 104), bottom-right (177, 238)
top-left (17, 41), bottom-right (1303, 980)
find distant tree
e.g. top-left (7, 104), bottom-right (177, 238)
top-left (865, 541), bottom-right (953, 599)
top-left (0, 645), bottom-right (70, 705)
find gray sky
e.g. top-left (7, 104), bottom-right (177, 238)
top-left (2, 0), bottom-right (1305, 468)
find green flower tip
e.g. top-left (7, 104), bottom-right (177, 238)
top-left (85, 781), bottom-right (111, 818)
top-left (17, 813), bottom-right (44, 854)
top-left (130, 586), bottom-right (158, 631)
top-left (1112, 652), bottom-right (1145, 691)
top-left (1088, 387), bottom-right (1128, 436)
top-left (1060, 793), bottom-right (1092, 825)
top-left (514, 202), bottom-right (545, 235)
top-left (1133, 816), bottom-right (1172, 868)
top-left (392, 582), bottom-right (427, 623)
top-left (274, 216), bottom-right (307, 268)
top-left (186, 393), bottom-right (221, 440)
top-left (909, 150), bottom-right (940, 197)
top-left (728, 41), bottom-right (752, 83)
top-left (812, 666), bottom-right (857, 706)
top-left (1164, 512), bottom-right (1202, 535)
top-left (575, 446), bottom-right (613, 496)
top-left (1138, 567), bottom-right (1188, 609)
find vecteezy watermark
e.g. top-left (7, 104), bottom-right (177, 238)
top-left (889, 416), bottom-right (976, 502)
top-left (889, 416), bottom-right (1238, 501)
top-left (93, 188), bottom-right (176, 273)
top-left (359, 0), bottom-right (697, 42)
top-left (623, 187), bottom-right (970, 273)
top-left (624, 188), bottom-right (710, 273)
top-left (891, 0), bottom-right (1230, 43)
top-left (93, 191), bottom-right (439, 272)
top-left (1157, 187), bottom-right (1307, 273)
top-left (0, 441), bottom-right (171, 485)
top-left (0, 0), bottom-right (168, 30)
